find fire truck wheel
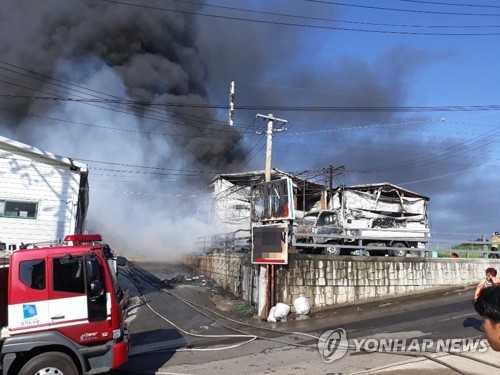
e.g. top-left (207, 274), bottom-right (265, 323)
top-left (19, 352), bottom-right (78, 375)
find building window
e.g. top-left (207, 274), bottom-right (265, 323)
top-left (0, 200), bottom-right (38, 219)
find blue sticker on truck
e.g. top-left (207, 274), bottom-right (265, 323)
top-left (23, 304), bottom-right (38, 319)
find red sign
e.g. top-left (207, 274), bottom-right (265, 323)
top-left (252, 224), bottom-right (289, 265)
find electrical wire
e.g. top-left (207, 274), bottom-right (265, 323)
top-left (0, 60), bottom-right (233, 131)
top-left (0, 61), bottom-right (261, 143)
top-left (400, 0), bottom-right (500, 8)
top-left (98, 0), bottom-right (500, 36)
top-left (305, 0), bottom-right (500, 17)
top-left (1, 53), bottom-right (499, 190)
top-left (172, 0), bottom-right (500, 29)
top-left (3, 94), bottom-right (500, 112)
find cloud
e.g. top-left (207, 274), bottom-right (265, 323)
top-left (0, 0), bottom-right (496, 250)
top-left (0, 0), bottom-right (244, 257)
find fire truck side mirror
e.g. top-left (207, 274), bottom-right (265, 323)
top-left (102, 244), bottom-right (114, 259)
top-left (89, 280), bottom-right (104, 300)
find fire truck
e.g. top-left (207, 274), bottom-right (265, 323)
top-left (0, 234), bottom-right (129, 375)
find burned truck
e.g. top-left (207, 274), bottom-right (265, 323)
top-left (293, 183), bottom-right (430, 257)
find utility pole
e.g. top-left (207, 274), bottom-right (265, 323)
top-left (324, 165), bottom-right (345, 209)
top-left (256, 114), bottom-right (288, 182)
top-left (255, 113), bottom-right (288, 320)
top-left (327, 165), bottom-right (333, 210)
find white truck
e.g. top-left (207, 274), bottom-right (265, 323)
top-left (294, 183), bottom-right (430, 257)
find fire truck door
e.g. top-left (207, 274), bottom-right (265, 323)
top-left (7, 259), bottom-right (49, 334)
top-left (47, 254), bottom-right (109, 344)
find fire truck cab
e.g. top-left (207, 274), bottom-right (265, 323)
top-left (0, 234), bottom-right (128, 375)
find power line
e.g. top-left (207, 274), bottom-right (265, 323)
top-left (305, 0), bottom-right (500, 17)
top-left (397, 163), bottom-right (491, 186)
top-left (174, 0), bottom-right (500, 29)
top-left (231, 135), bottom-right (266, 171)
top-left (1, 60), bottom-right (500, 192)
top-left (0, 60), bottom-right (235, 131)
top-left (349, 125), bottom-right (500, 174)
top-left (2, 94), bottom-right (500, 113)
top-left (0, 149), bottom-right (216, 178)
top-left (399, 0), bottom-right (500, 10)
top-left (0, 106), bottom-right (257, 138)
top-left (98, 0), bottom-right (500, 36)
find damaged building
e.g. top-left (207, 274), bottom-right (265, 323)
top-left (204, 168), bottom-right (325, 233)
top-left (203, 172), bottom-right (429, 240)
top-left (330, 182), bottom-right (430, 230)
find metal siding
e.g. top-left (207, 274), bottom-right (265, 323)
top-left (0, 148), bottom-right (80, 246)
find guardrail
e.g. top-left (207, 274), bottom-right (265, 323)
top-left (196, 228), bottom-right (499, 258)
top-left (196, 229), bottom-right (251, 254)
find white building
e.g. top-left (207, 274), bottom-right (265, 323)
top-left (0, 135), bottom-right (88, 249)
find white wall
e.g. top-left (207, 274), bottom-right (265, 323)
top-left (0, 147), bottom-right (81, 247)
top-left (211, 178), bottom-right (251, 232)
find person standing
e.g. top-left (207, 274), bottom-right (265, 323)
top-left (490, 232), bottom-right (500, 258)
top-left (474, 267), bottom-right (500, 302)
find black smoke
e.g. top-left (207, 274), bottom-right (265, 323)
top-left (0, 0), bottom-right (245, 177)
top-left (0, 0), bottom-right (495, 250)
top-left (0, 0), bottom-right (252, 257)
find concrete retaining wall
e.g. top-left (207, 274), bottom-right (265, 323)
top-left (184, 253), bottom-right (260, 305)
top-left (183, 253), bottom-right (500, 310)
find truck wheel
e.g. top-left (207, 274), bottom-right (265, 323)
top-left (389, 243), bottom-right (407, 257)
top-left (19, 352), bottom-right (78, 375)
top-left (322, 243), bottom-right (341, 256)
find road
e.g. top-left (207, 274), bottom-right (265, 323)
top-left (113, 259), bottom-right (499, 375)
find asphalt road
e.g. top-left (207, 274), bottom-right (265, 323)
top-left (112, 259), bottom-right (494, 375)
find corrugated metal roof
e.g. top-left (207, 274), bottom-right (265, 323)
top-left (0, 134), bottom-right (87, 172)
top-left (341, 182), bottom-right (429, 200)
top-left (212, 168), bottom-right (324, 189)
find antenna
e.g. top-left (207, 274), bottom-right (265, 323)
top-left (228, 81), bottom-right (235, 126)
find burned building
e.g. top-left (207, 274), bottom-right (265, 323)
top-left (204, 168), bottom-right (325, 233)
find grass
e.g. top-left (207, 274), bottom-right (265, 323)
top-left (232, 303), bottom-right (256, 316)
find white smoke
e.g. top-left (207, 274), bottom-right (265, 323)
top-left (16, 57), bottom-right (218, 261)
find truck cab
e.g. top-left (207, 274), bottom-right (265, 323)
top-left (294, 210), bottom-right (347, 255)
top-left (0, 234), bottom-right (128, 375)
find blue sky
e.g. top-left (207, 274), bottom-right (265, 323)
top-left (198, 0), bottom-right (500, 240)
top-left (0, 0), bottom-right (499, 254)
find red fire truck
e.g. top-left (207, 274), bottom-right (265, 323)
top-left (0, 234), bottom-right (129, 375)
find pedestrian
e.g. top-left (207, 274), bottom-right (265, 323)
top-left (473, 285), bottom-right (500, 351)
top-left (474, 267), bottom-right (500, 302)
top-left (451, 252), bottom-right (459, 258)
top-left (490, 232), bottom-right (500, 258)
